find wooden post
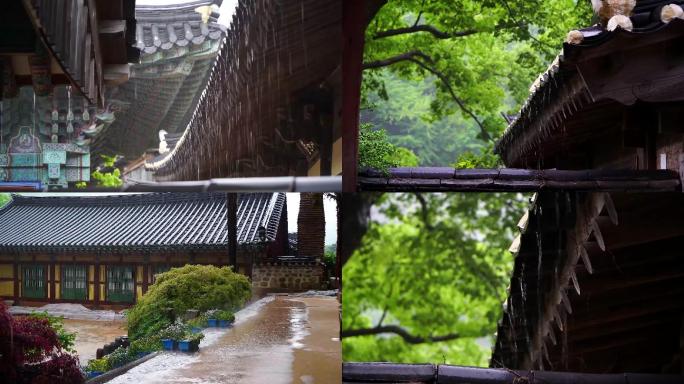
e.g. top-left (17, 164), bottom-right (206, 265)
top-left (13, 257), bottom-right (19, 301)
top-left (679, 153), bottom-right (684, 193)
top-left (142, 255), bottom-right (149, 295)
top-left (94, 255), bottom-right (100, 307)
top-left (341, 0), bottom-right (367, 192)
top-left (50, 255), bottom-right (55, 301)
top-left (227, 194), bottom-right (238, 269)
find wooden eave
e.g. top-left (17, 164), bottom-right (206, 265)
top-left (146, 0), bottom-right (342, 178)
top-left (492, 192), bottom-right (684, 373)
top-left (497, 19), bottom-right (684, 168)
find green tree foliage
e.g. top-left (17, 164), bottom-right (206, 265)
top-left (361, 0), bottom-right (592, 165)
top-left (453, 143), bottom-right (501, 168)
top-left (0, 193), bottom-right (10, 207)
top-left (126, 265), bottom-right (251, 340)
top-left (359, 123), bottom-right (420, 173)
top-left (342, 193), bottom-right (527, 365)
top-left (91, 154), bottom-right (123, 188)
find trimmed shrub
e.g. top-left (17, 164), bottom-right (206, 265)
top-left (126, 265), bottom-right (251, 339)
top-left (213, 310), bottom-right (235, 322)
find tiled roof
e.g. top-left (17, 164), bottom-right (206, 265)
top-left (495, 0), bottom-right (684, 165)
top-left (94, 0), bottom-right (226, 159)
top-left (0, 192), bottom-right (285, 252)
top-left (134, 0), bottom-right (226, 55)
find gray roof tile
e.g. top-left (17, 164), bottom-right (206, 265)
top-left (0, 192), bottom-right (285, 252)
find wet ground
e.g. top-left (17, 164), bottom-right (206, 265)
top-left (63, 319), bottom-right (127, 362)
top-left (107, 295), bottom-right (340, 384)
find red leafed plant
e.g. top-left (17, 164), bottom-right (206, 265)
top-left (12, 315), bottom-right (61, 363)
top-left (0, 302), bottom-right (84, 383)
top-left (32, 353), bottom-right (84, 384)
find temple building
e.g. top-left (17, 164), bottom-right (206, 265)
top-left (490, 0), bottom-right (684, 375)
top-left (345, 0), bottom-right (684, 381)
top-left (97, 0), bottom-right (227, 180)
top-left (0, 192), bottom-right (291, 307)
top-left (135, 0), bottom-right (343, 181)
top-left (0, 0), bottom-right (138, 189)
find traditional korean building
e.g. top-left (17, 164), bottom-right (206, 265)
top-left (138, 0), bottom-right (343, 181)
top-left (490, 0), bottom-right (684, 375)
top-left (96, 0), bottom-right (226, 176)
top-left (0, 192), bottom-right (289, 308)
top-left (345, 0), bottom-right (684, 381)
top-left (0, 0), bottom-right (138, 189)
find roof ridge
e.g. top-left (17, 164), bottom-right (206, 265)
top-left (10, 192), bottom-right (233, 206)
top-left (136, 0), bottom-right (221, 12)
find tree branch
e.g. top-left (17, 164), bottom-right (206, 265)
top-left (341, 325), bottom-right (471, 344)
top-left (413, 0), bottom-right (426, 27)
top-left (363, 50), bottom-right (493, 142)
top-left (373, 21), bottom-right (528, 41)
top-left (362, 50), bottom-right (434, 69)
top-left (374, 24), bottom-right (477, 40)
top-left (413, 193), bottom-right (434, 231)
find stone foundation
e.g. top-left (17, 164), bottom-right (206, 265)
top-left (251, 261), bottom-right (325, 290)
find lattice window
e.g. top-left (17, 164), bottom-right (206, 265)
top-left (61, 265), bottom-right (87, 300)
top-left (22, 264), bottom-right (45, 299)
top-left (106, 266), bottom-right (134, 303)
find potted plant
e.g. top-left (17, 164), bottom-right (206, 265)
top-left (178, 331), bottom-right (204, 353)
top-left (187, 315), bottom-right (207, 333)
top-left (215, 310), bottom-right (235, 328)
top-left (205, 309), bottom-right (219, 327)
top-left (85, 358), bottom-right (109, 378)
top-left (106, 346), bottom-right (135, 369)
top-left (129, 336), bottom-right (162, 358)
top-left (159, 322), bottom-right (189, 351)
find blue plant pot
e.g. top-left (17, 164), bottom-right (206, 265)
top-left (178, 340), bottom-right (199, 353)
top-left (191, 327), bottom-right (202, 334)
top-left (178, 340), bottom-right (190, 352)
top-left (162, 339), bottom-right (175, 351)
top-left (87, 371), bottom-right (103, 379)
top-left (218, 320), bottom-right (232, 328)
top-left (207, 319), bottom-right (218, 327)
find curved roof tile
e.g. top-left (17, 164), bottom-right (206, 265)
top-left (0, 192), bottom-right (285, 253)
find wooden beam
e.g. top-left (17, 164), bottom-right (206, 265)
top-left (86, 0), bottom-right (104, 106)
top-left (343, 363), bottom-right (684, 384)
top-left (359, 168), bottom-right (682, 192)
top-left (227, 194), bottom-right (237, 269)
top-left (341, 0), bottom-right (366, 192)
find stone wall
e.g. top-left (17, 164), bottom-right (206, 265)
top-left (251, 261), bottom-right (325, 290)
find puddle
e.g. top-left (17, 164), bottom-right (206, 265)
top-left (107, 295), bottom-right (339, 384)
top-left (62, 319), bottom-right (127, 363)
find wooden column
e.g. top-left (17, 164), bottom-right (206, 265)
top-left (227, 194), bottom-right (238, 269)
top-left (132, 263), bottom-right (137, 304)
top-left (341, 0), bottom-right (367, 192)
top-left (142, 254), bottom-right (149, 295)
top-left (679, 153), bottom-right (684, 192)
top-left (94, 254), bottom-right (100, 306)
top-left (49, 255), bottom-right (55, 300)
top-left (13, 257), bottom-right (19, 301)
